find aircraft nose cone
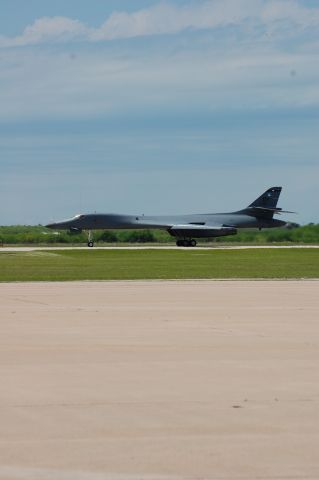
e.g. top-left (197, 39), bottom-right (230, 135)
top-left (45, 223), bottom-right (56, 229)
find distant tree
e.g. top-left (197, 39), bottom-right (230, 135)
top-left (0, 224), bottom-right (318, 245)
top-left (122, 230), bottom-right (155, 243)
top-left (97, 231), bottom-right (118, 243)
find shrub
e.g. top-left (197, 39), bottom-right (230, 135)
top-left (97, 231), bottom-right (118, 243)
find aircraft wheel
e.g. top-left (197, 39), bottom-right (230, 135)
top-left (176, 239), bottom-right (183, 247)
top-left (190, 239), bottom-right (197, 247)
top-left (88, 241), bottom-right (94, 248)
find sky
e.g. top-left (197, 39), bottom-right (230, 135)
top-left (0, 0), bottom-right (318, 225)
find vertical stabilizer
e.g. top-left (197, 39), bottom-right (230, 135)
top-left (248, 187), bottom-right (282, 209)
top-left (238, 187), bottom-right (283, 218)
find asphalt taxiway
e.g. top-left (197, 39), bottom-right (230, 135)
top-left (1, 280), bottom-right (318, 479)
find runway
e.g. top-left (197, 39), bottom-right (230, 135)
top-left (1, 244), bottom-right (319, 252)
top-left (0, 280), bottom-right (319, 479)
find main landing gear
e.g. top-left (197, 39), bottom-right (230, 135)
top-left (176, 239), bottom-right (197, 247)
top-left (87, 230), bottom-right (94, 247)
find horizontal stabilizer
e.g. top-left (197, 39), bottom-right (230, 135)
top-left (247, 206), bottom-right (296, 215)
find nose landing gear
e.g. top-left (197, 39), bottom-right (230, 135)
top-left (176, 239), bottom-right (197, 247)
top-left (87, 230), bottom-right (94, 247)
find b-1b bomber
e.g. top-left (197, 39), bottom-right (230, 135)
top-left (46, 187), bottom-right (292, 247)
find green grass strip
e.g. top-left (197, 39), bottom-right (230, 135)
top-left (0, 248), bottom-right (318, 281)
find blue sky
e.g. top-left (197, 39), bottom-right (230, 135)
top-left (0, 0), bottom-right (318, 224)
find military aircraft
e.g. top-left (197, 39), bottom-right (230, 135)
top-left (46, 187), bottom-right (293, 247)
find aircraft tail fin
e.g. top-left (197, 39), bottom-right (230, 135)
top-left (248, 187), bottom-right (282, 210)
top-left (241, 187), bottom-right (285, 218)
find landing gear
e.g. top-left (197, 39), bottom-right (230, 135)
top-left (87, 230), bottom-right (94, 248)
top-left (176, 239), bottom-right (197, 247)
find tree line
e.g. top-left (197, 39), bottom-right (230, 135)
top-left (0, 223), bottom-right (319, 245)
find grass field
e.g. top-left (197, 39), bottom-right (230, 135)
top-left (0, 248), bottom-right (318, 281)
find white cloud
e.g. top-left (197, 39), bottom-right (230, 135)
top-left (0, 16), bottom-right (89, 48)
top-left (1, 0), bottom-right (319, 48)
top-left (262, 0), bottom-right (319, 27)
top-left (0, 0), bottom-right (318, 122)
top-left (1, 44), bottom-right (318, 123)
top-left (90, 1), bottom-right (261, 41)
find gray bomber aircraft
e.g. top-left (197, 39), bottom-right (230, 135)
top-left (46, 187), bottom-right (292, 247)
